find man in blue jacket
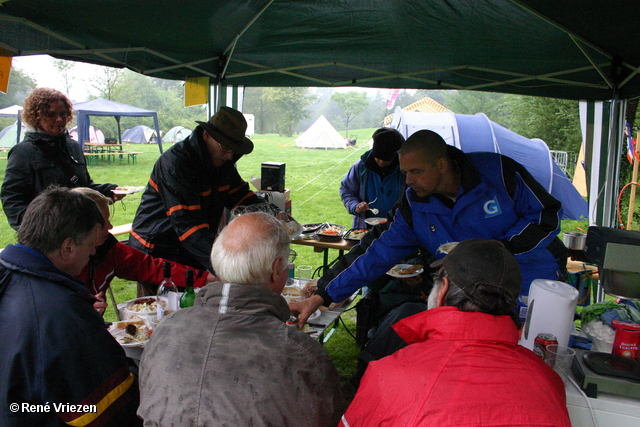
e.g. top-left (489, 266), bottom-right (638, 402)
top-left (340, 128), bottom-right (406, 229)
top-left (0, 187), bottom-right (141, 426)
top-left (292, 129), bottom-right (567, 326)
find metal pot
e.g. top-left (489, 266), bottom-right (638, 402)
top-left (563, 232), bottom-right (587, 250)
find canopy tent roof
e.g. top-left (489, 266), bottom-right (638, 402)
top-left (2, 1), bottom-right (640, 101)
top-left (390, 109), bottom-right (588, 221)
top-left (72, 98), bottom-right (162, 153)
top-left (0, 105), bottom-right (23, 145)
top-left (295, 115), bottom-right (346, 149)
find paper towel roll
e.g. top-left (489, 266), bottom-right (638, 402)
top-left (519, 279), bottom-right (579, 350)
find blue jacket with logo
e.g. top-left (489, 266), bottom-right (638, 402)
top-left (325, 148), bottom-right (564, 302)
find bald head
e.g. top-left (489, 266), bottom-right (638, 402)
top-left (210, 212), bottom-right (290, 288)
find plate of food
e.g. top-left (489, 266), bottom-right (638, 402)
top-left (315, 224), bottom-right (345, 242)
top-left (308, 309), bottom-right (321, 322)
top-left (364, 217), bottom-right (387, 226)
top-left (109, 318), bottom-right (152, 347)
top-left (112, 186), bottom-right (145, 195)
top-left (343, 228), bottom-right (369, 242)
top-left (386, 263), bottom-right (424, 278)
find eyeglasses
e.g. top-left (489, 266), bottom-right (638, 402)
top-left (45, 111), bottom-right (69, 121)
top-left (217, 141), bottom-right (234, 155)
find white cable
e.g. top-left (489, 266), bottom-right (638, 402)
top-left (566, 374), bottom-right (598, 427)
top-left (296, 145), bottom-right (364, 192)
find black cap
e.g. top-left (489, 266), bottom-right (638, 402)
top-left (430, 239), bottom-right (521, 299)
top-left (371, 128), bottom-right (404, 161)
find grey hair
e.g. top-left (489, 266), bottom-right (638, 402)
top-left (71, 187), bottom-right (112, 210)
top-left (210, 212), bottom-right (290, 286)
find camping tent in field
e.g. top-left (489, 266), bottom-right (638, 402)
top-left (0, 123), bottom-right (25, 148)
top-left (164, 126), bottom-right (192, 143)
top-left (295, 115), bottom-right (346, 149)
top-left (122, 125), bottom-right (157, 144)
top-left (0, 105), bottom-right (23, 146)
top-left (69, 125), bottom-right (105, 145)
top-left (73, 98), bottom-right (163, 154)
top-left (390, 109), bottom-right (588, 221)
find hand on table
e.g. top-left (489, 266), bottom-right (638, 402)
top-left (289, 294), bottom-right (324, 329)
top-left (93, 291), bottom-right (108, 315)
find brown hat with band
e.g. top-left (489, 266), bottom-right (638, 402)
top-left (196, 106), bottom-right (253, 154)
top-left (430, 239), bottom-right (522, 299)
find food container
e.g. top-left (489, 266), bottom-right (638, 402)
top-left (122, 296), bottom-right (161, 320)
top-left (563, 232), bottom-right (587, 250)
top-left (343, 228), bottom-right (369, 242)
top-left (302, 223), bottom-right (323, 234)
top-left (315, 224), bottom-right (345, 242)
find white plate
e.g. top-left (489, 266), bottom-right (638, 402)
top-left (112, 186), bottom-right (145, 195)
top-left (364, 217), bottom-right (387, 226)
top-left (109, 326), bottom-right (150, 347)
top-left (308, 309), bottom-right (321, 322)
top-left (386, 263), bottom-right (424, 278)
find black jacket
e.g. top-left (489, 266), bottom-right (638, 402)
top-left (1, 131), bottom-right (116, 229)
top-left (129, 129), bottom-right (262, 272)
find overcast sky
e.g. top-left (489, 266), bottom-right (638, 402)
top-left (12, 55), bottom-right (392, 104)
top-left (12, 55), bottom-right (100, 102)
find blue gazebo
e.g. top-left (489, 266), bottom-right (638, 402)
top-left (73, 98), bottom-right (163, 154)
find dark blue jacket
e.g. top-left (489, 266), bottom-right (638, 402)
top-left (0, 244), bottom-right (140, 427)
top-left (325, 148), bottom-right (565, 302)
top-left (340, 150), bottom-right (406, 229)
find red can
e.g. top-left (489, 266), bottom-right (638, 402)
top-left (534, 333), bottom-right (558, 361)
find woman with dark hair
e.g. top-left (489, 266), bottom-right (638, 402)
top-left (1, 87), bottom-right (124, 229)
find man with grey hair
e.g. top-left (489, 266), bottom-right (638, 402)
top-left (138, 212), bottom-right (345, 427)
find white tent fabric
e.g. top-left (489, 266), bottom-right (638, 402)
top-left (295, 115), bottom-right (347, 149)
top-left (69, 125), bottom-right (105, 145)
top-left (390, 109), bottom-right (588, 221)
top-left (0, 123), bottom-right (25, 148)
top-left (0, 105), bottom-right (23, 146)
top-left (164, 126), bottom-right (192, 143)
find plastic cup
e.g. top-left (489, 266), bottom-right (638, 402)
top-left (296, 265), bottom-right (313, 280)
top-left (545, 344), bottom-right (576, 378)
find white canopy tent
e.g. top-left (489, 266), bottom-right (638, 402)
top-left (295, 115), bottom-right (347, 149)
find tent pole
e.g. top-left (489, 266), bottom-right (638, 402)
top-left (627, 133), bottom-right (640, 230)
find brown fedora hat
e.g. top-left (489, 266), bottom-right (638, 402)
top-left (196, 106), bottom-right (253, 154)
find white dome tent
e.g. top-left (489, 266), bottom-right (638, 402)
top-left (390, 108), bottom-right (588, 221)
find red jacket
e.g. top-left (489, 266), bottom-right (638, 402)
top-left (77, 235), bottom-right (209, 294)
top-left (340, 307), bottom-right (571, 427)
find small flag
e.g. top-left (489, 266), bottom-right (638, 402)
top-left (185, 77), bottom-right (209, 107)
top-left (0, 55), bottom-right (12, 94)
top-left (386, 89), bottom-right (400, 110)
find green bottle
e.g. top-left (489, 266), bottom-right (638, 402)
top-left (179, 269), bottom-right (196, 308)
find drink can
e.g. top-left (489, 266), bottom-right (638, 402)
top-left (534, 333), bottom-right (558, 361)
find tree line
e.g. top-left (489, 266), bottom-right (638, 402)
top-left (2, 61), bottom-right (583, 157)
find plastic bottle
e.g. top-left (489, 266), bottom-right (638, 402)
top-left (157, 261), bottom-right (178, 321)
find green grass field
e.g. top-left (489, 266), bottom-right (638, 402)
top-left (0, 129), bottom-right (588, 390)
